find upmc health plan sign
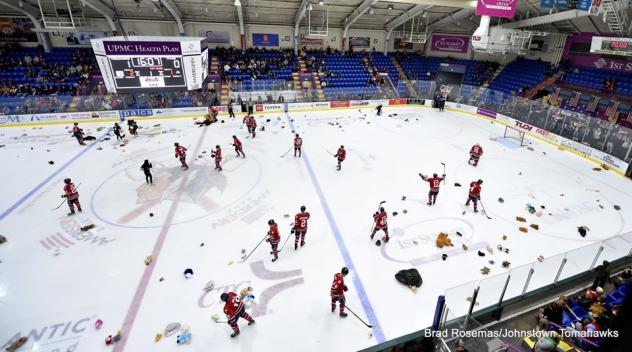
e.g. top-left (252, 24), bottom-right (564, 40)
top-left (476, 0), bottom-right (517, 18)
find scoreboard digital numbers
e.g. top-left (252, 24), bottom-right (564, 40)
top-left (590, 36), bottom-right (632, 57)
top-left (110, 56), bottom-right (186, 89)
top-left (91, 37), bottom-right (208, 93)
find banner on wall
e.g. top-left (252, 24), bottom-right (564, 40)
top-left (475, 0), bottom-right (518, 18)
top-left (252, 33), bottom-right (279, 47)
top-left (65, 31), bottom-right (111, 46)
top-left (0, 18), bottom-right (38, 42)
top-left (577, 0), bottom-right (592, 11)
top-left (540, 0), bottom-right (555, 8)
top-left (394, 38), bottom-right (413, 50)
top-left (349, 37), bottom-right (370, 47)
top-left (300, 34), bottom-right (323, 46)
top-left (556, 0), bottom-right (569, 8)
top-left (200, 31), bottom-right (231, 44)
top-left (431, 35), bottom-right (470, 53)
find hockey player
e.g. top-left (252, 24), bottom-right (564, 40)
top-left (212, 145), bottom-right (223, 171)
top-left (330, 267), bottom-right (349, 318)
top-left (419, 172), bottom-right (446, 205)
top-left (140, 159), bottom-right (153, 184)
top-left (174, 142), bottom-right (188, 170)
top-left (469, 143), bottom-right (483, 166)
top-left (220, 291), bottom-right (255, 338)
top-left (292, 205), bottom-right (310, 250)
top-left (294, 133), bottom-right (303, 157)
top-left (248, 116), bottom-right (257, 138)
top-left (371, 207), bottom-right (389, 242)
top-left (113, 122), bottom-right (124, 141)
top-left (128, 119), bottom-right (139, 136)
top-left (227, 101), bottom-right (235, 118)
top-left (62, 178), bottom-right (81, 215)
top-left (376, 104), bottom-right (383, 116)
top-left (266, 219), bottom-right (280, 262)
top-left (72, 123), bottom-right (85, 145)
top-left (232, 135), bottom-right (245, 158)
top-left (465, 179), bottom-right (483, 213)
top-left (334, 145), bottom-right (346, 171)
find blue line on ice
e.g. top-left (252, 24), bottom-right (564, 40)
top-left (284, 113), bottom-right (386, 343)
top-left (0, 132), bottom-right (107, 223)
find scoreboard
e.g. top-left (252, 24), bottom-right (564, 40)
top-left (91, 37), bottom-right (209, 93)
top-left (590, 36), bottom-right (632, 57)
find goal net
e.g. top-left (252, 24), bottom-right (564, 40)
top-left (503, 125), bottom-right (526, 146)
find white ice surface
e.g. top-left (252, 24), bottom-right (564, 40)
top-left (1, 106), bottom-right (632, 352)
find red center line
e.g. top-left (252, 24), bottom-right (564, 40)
top-left (113, 127), bottom-right (209, 352)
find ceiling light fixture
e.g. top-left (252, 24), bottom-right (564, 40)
top-left (388, 4), bottom-right (393, 10)
top-left (318, 0), bottom-right (324, 5)
top-left (308, 3), bottom-right (313, 11)
top-left (369, 7), bottom-right (374, 15)
top-left (234, 0), bottom-right (241, 6)
top-left (205, 7), bottom-right (208, 12)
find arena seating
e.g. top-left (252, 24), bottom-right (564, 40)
top-left (397, 54), bottom-right (495, 86)
top-left (213, 48), bottom-right (296, 91)
top-left (487, 58), bottom-right (550, 94)
top-left (311, 53), bottom-right (378, 100)
top-left (563, 66), bottom-right (632, 97)
top-left (0, 46), bottom-right (98, 114)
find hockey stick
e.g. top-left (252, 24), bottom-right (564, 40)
top-left (51, 183), bottom-right (82, 210)
top-left (278, 234), bottom-right (293, 252)
top-left (325, 150), bottom-right (335, 157)
top-left (280, 146), bottom-right (293, 158)
top-left (441, 162), bottom-right (446, 184)
top-left (345, 305), bottom-right (373, 328)
top-left (239, 233), bottom-right (268, 263)
top-left (478, 199), bottom-right (492, 220)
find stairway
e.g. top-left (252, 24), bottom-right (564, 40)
top-left (469, 63), bottom-right (506, 104)
top-left (298, 59), bottom-right (307, 73)
top-left (524, 71), bottom-right (564, 100)
top-left (311, 73), bottom-right (326, 101)
top-left (292, 72), bottom-right (304, 102)
top-left (597, 0), bottom-right (629, 35)
top-left (210, 56), bottom-right (220, 74)
top-left (391, 57), bottom-right (415, 97)
top-left (220, 83), bottom-right (230, 105)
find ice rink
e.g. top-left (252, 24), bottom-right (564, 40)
top-left (1, 105), bottom-right (632, 352)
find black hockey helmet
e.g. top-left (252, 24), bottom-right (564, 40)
top-left (477, 179), bottom-right (483, 185)
top-left (300, 205), bottom-right (306, 212)
top-left (216, 145), bottom-right (220, 148)
top-left (341, 145), bottom-right (344, 148)
top-left (295, 133), bottom-right (299, 137)
top-left (379, 207), bottom-right (385, 213)
top-left (268, 219), bottom-right (275, 225)
top-left (341, 267), bottom-right (349, 275)
top-left (433, 173), bottom-right (438, 178)
top-left (174, 142), bottom-right (179, 146)
top-left (73, 122), bottom-right (78, 125)
top-left (220, 292), bottom-right (229, 302)
top-left (64, 178), bottom-right (71, 184)
top-left (232, 135), bottom-right (237, 138)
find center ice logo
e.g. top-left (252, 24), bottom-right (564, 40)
top-left (91, 154), bottom-right (261, 227)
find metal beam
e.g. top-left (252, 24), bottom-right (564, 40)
top-left (0, 0), bottom-right (43, 29)
top-left (159, 0), bottom-right (184, 35)
top-left (80, 0), bottom-right (116, 32)
top-left (384, 0), bottom-right (475, 7)
top-left (342, 0), bottom-right (378, 40)
top-left (497, 9), bottom-right (590, 29)
top-left (427, 8), bottom-right (474, 33)
top-left (386, 4), bottom-right (432, 33)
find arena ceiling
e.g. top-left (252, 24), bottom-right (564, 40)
top-left (0, 0), bottom-right (621, 35)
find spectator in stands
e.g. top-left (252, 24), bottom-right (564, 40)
top-left (592, 260), bottom-right (612, 290)
top-left (576, 287), bottom-right (602, 309)
top-left (542, 297), bottom-right (566, 325)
